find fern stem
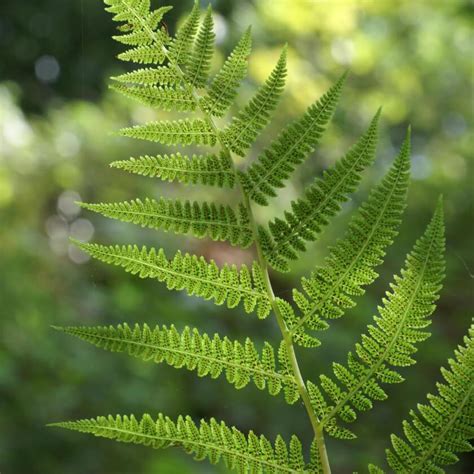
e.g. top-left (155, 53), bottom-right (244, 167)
top-left (121, 3), bottom-right (332, 471)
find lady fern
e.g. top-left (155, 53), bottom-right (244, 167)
top-left (51, 1), bottom-right (472, 473)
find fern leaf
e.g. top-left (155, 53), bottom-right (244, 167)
top-left (290, 130), bottom-right (410, 343)
top-left (79, 198), bottom-right (254, 248)
top-left (220, 46), bottom-right (287, 157)
top-left (200, 27), bottom-right (252, 117)
top-left (238, 72), bottom-right (346, 206)
top-left (111, 66), bottom-right (179, 86)
top-left (308, 199), bottom-right (446, 439)
top-left (168, 1), bottom-right (200, 65)
top-left (110, 84), bottom-right (196, 111)
top-left (119, 118), bottom-right (217, 146)
top-left (49, 413), bottom-right (307, 473)
top-left (186, 5), bottom-right (215, 87)
top-left (110, 152), bottom-right (235, 188)
top-left (384, 322), bottom-right (474, 473)
top-left (105, 2), bottom-right (172, 63)
top-left (258, 109), bottom-right (380, 272)
top-left (54, 323), bottom-right (299, 402)
top-left (73, 240), bottom-right (272, 319)
top-left (118, 44), bottom-right (166, 64)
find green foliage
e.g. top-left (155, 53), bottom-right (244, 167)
top-left (290, 131), bottom-right (410, 343)
top-left (49, 414), bottom-right (307, 473)
top-left (79, 198), bottom-right (253, 247)
top-left (258, 108), bottom-right (380, 272)
top-left (221, 47), bottom-right (287, 157)
top-left (238, 73), bottom-right (345, 207)
top-left (119, 118), bottom-right (216, 146)
top-left (200, 27), bottom-right (252, 117)
top-left (54, 323), bottom-right (299, 402)
top-left (73, 240), bottom-right (272, 319)
top-left (110, 151), bottom-right (235, 187)
top-left (381, 322), bottom-right (474, 473)
top-left (186, 5), bottom-right (215, 87)
top-left (48, 1), bottom-right (472, 473)
top-left (308, 200), bottom-right (446, 439)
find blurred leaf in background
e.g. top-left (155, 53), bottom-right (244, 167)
top-left (0, 0), bottom-right (472, 472)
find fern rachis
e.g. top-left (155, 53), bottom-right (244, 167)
top-left (50, 1), bottom-right (472, 473)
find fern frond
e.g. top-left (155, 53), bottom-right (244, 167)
top-left (308, 199), bottom-right (446, 440)
top-left (290, 130), bottom-right (410, 343)
top-left (220, 47), bottom-right (287, 157)
top-left (49, 413), bottom-right (308, 473)
top-left (118, 44), bottom-right (166, 64)
top-left (238, 72), bottom-right (346, 206)
top-left (55, 323), bottom-right (300, 403)
top-left (73, 240), bottom-right (272, 319)
top-left (110, 152), bottom-right (235, 187)
top-left (119, 118), bottom-right (217, 146)
top-left (110, 84), bottom-right (196, 111)
top-left (200, 27), bottom-right (252, 117)
top-left (79, 198), bottom-right (253, 248)
top-left (111, 66), bottom-right (179, 86)
top-left (383, 322), bottom-right (474, 473)
top-left (258, 109), bottom-right (380, 272)
top-left (186, 5), bottom-right (215, 88)
top-left (168, 1), bottom-right (200, 65)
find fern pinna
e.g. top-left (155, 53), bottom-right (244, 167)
top-left (50, 1), bottom-right (473, 472)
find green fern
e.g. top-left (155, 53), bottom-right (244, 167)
top-left (238, 73), bottom-right (346, 207)
top-left (289, 130), bottom-right (410, 343)
top-left (369, 322), bottom-right (474, 473)
top-left (73, 240), bottom-right (272, 319)
top-left (200, 27), bottom-right (252, 117)
top-left (49, 414), bottom-right (307, 473)
top-left (258, 108), bottom-right (380, 272)
top-left (50, 2), bottom-right (471, 473)
top-left (307, 199), bottom-right (445, 440)
top-left (78, 198), bottom-right (253, 247)
top-left (110, 151), bottom-right (235, 187)
top-left (53, 323), bottom-right (299, 403)
top-left (220, 46), bottom-right (287, 157)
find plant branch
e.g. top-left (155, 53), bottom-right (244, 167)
top-left (122, 4), bottom-right (332, 471)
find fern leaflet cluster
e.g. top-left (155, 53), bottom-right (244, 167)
top-left (307, 199), bottom-right (445, 440)
top-left (49, 414), bottom-right (308, 473)
top-left (79, 198), bottom-right (253, 247)
top-left (54, 323), bottom-right (299, 402)
top-left (49, 2), bottom-right (472, 473)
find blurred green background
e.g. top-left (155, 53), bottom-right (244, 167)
top-left (0, 0), bottom-right (472, 472)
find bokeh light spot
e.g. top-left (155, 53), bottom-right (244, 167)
top-left (34, 55), bottom-right (60, 84)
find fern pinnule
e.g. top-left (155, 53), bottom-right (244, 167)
top-left (54, 323), bottom-right (300, 402)
top-left (186, 4), bottom-right (215, 87)
top-left (308, 198), bottom-right (446, 440)
top-left (78, 198), bottom-right (253, 248)
top-left (238, 71), bottom-right (347, 207)
top-left (119, 118), bottom-right (217, 146)
top-left (72, 240), bottom-right (272, 319)
top-left (383, 322), bottom-right (473, 472)
top-left (49, 414), bottom-right (309, 473)
top-left (258, 108), bottom-right (381, 272)
top-left (200, 27), bottom-right (252, 117)
top-left (221, 46), bottom-right (288, 157)
top-left (290, 128), bottom-right (411, 343)
top-left (110, 152), bottom-right (235, 187)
